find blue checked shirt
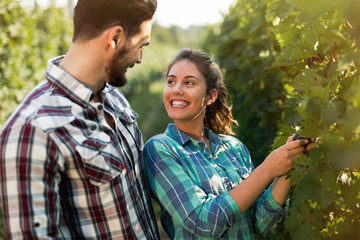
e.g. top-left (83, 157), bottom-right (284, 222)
top-left (143, 124), bottom-right (289, 240)
top-left (0, 56), bottom-right (159, 239)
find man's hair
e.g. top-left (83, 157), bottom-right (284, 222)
top-left (73, 0), bottom-right (157, 42)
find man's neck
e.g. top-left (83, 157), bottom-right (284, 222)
top-left (59, 40), bottom-right (107, 94)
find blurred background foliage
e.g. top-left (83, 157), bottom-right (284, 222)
top-left (202, 0), bottom-right (286, 168)
top-left (204, 0), bottom-right (360, 239)
top-left (1, 0), bottom-right (359, 239)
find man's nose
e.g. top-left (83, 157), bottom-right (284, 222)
top-left (136, 50), bottom-right (143, 64)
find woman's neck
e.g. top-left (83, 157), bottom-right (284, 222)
top-left (175, 120), bottom-right (212, 154)
top-left (174, 120), bottom-right (206, 142)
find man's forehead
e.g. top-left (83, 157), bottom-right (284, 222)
top-left (130, 20), bottom-right (152, 43)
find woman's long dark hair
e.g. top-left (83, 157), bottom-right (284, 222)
top-left (167, 48), bottom-right (237, 135)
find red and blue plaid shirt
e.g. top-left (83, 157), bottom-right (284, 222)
top-left (0, 56), bottom-right (159, 239)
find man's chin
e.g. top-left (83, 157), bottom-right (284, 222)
top-left (108, 74), bottom-right (127, 88)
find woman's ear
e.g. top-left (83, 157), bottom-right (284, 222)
top-left (207, 89), bottom-right (218, 105)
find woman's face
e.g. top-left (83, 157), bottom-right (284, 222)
top-left (163, 60), bottom-right (211, 124)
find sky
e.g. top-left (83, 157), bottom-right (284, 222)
top-left (153, 0), bottom-right (236, 28)
top-left (19, 0), bottom-right (236, 29)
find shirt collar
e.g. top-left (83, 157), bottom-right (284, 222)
top-left (45, 56), bottom-right (138, 124)
top-left (165, 123), bottom-right (222, 147)
top-left (103, 87), bottom-right (139, 124)
top-left (45, 56), bottom-right (94, 107)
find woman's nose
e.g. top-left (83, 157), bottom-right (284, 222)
top-left (173, 84), bottom-right (184, 95)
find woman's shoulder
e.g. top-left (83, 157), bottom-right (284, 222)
top-left (143, 132), bottom-right (185, 166)
top-left (218, 134), bottom-right (250, 155)
top-left (144, 132), bottom-right (179, 152)
top-left (218, 134), bottom-right (244, 147)
top-left (146, 132), bottom-right (174, 144)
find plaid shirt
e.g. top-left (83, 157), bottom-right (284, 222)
top-left (0, 56), bottom-right (159, 239)
top-left (143, 124), bottom-right (289, 240)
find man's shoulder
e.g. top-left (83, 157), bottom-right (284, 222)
top-left (2, 80), bottom-right (76, 133)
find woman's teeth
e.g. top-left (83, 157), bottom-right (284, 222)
top-left (172, 100), bottom-right (188, 107)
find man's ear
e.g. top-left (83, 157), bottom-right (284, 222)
top-left (207, 89), bottom-right (218, 105)
top-left (108, 26), bottom-right (124, 50)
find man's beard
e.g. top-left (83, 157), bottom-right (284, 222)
top-left (105, 46), bottom-right (131, 88)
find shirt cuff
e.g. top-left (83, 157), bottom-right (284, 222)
top-left (264, 187), bottom-right (289, 215)
top-left (222, 191), bottom-right (242, 220)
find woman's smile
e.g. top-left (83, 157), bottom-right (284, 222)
top-left (171, 100), bottom-right (189, 108)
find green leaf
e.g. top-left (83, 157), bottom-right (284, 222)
top-left (310, 86), bottom-right (329, 103)
top-left (300, 27), bottom-right (319, 51)
top-left (275, 17), bottom-right (298, 48)
top-left (291, 69), bottom-right (319, 91)
top-left (289, 0), bottom-right (349, 21)
top-left (293, 154), bottom-right (310, 167)
top-left (265, 0), bottom-right (291, 24)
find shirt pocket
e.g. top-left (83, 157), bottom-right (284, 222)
top-left (75, 131), bottom-right (124, 186)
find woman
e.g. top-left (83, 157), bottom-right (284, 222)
top-left (143, 49), bottom-right (316, 239)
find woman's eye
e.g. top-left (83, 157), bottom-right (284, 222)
top-left (186, 81), bottom-right (195, 85)
top-left (167, 79), bottom-right (175, 85)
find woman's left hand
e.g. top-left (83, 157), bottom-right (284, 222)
top-left (262, 134), bottom-right (317, 179)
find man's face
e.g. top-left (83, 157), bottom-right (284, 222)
top-left (105, 20), bottom-right (152, 87)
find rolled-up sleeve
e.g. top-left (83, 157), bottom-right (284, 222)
top-left (143, 138), bottom-right (242, 238)
top-left (252, 186), bottom-right (290, 234)
top-left (225, 135), bottom-right (290, 236)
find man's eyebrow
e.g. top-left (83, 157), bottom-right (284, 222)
top-left (141, 37), bottom-right (150, 46)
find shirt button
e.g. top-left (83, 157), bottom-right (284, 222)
top-left (241, 173), bottom-right (250, 179)
top-left (97, 105), bottom-right (103, 111)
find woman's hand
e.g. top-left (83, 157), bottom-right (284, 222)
top-left (229, 134), bottom-right (316, 212)
top-left (262, 135), bottom-right (316, 180)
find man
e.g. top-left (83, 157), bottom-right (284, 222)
top-left (0, 0), bottom-right (159, 239)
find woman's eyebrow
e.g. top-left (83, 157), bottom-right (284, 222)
top-left (167, 74), bottom-right (200, 80)
top-left (184, 75), bottom-right (199, 80)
